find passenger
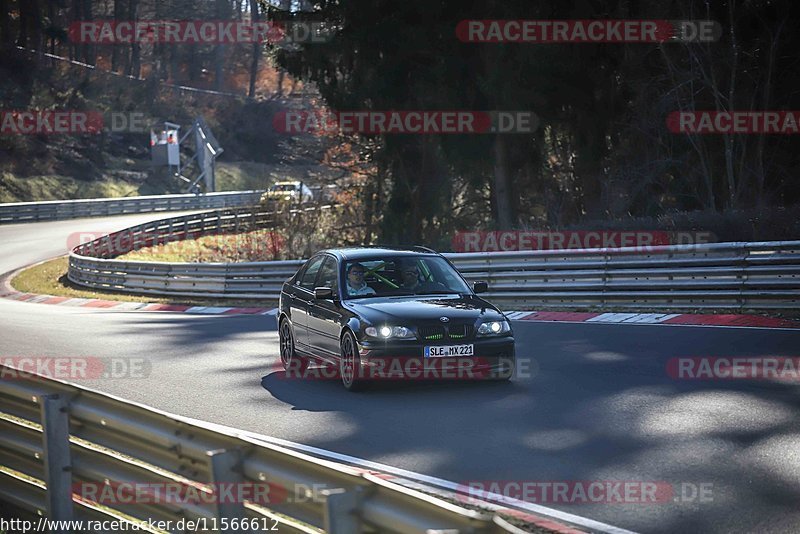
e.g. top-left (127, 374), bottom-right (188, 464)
top-left (346, 263), bottom-right (376, 296)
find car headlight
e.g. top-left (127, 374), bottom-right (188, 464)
top-left (365, 326), bottom-right (416, 339)
top-left (477, 320), bottom-right (511, 336)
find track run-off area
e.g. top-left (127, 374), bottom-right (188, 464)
top-left (1, 213), bottom-right (799, 534)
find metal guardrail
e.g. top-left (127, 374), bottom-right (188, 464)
top-left (0, 364), bottom-right (528, 533)
top-left (67, 204), bottom-right (800, 309)
top-left (448, 242), bottom-right (800, 310)
top-left (0, 191), bottom-right (265, 224)
top-left (68, 204), bottom-right (332, 300)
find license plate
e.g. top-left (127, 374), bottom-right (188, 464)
top-left (424, 344), bottom-right (474, 358)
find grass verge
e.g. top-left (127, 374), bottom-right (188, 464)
top-left (117, 229), bottom-right (284, 263)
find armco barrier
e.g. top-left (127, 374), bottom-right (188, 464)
top-left (68, 204), bottom-right (331, 300)
top-left (0, 191), bottom-right (265, 224)
top-left (67, 205), bottom-right (800, 310)
top-left (0, 364), bottom-right (534, 533)
top-left (447, 242), bottom-right (800, 310)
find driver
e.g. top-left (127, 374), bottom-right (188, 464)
top-left (399, 261), bottom-right (424, 291)
top-left (398, 260), bottom-right (446, 293)
top-left (346, 263), bottom-right (376, 296)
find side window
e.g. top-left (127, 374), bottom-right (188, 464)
top-left (299, 256), bottom-right (325, 289)
top-left (316, 257), bottom-right (339, 293)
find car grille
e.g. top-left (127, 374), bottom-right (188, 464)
top-left (419, 325), bottom-right (445, 340)
top-left (418, 324), bottom-right (473, 341)
top-left (447, 323), bottom-right (471, 339)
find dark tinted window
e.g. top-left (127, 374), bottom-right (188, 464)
top-left (316, 257), bottom-right (339, 292)
top-left (299, 256), bottom-right (325, 289)
top-left (343, 256), bottom-right (470, 299)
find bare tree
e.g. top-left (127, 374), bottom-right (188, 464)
top-left (492, 135), bottom-right (515, 229)
top-left (17, 0), bottom-right (43, 51)
top-left (127, 0), bottom-right (140, 77)
top-left (248, 0), bottom-right (261, 97)
top-left (275, 0), bottom-right (291, 96)
top-left (214, 0), bottom-right (232, 91)
top-left (111, 0), bottom-right (125, 72)
top-left (0, 0), bottom-right (11, 45)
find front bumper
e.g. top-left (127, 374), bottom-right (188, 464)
top-left (354, 336), bottom-right (515, 380)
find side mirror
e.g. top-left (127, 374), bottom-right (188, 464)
top-left (472, 281), bottom-right (488, 294)
top-left (314, 287), bottom-right (334, 300)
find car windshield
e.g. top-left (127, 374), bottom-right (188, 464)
top-left (343, 256), bottom-right (470, 299)
top-left (271, 184), bottom-right (297, 191)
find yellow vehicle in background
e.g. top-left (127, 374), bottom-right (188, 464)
top-left (260, 181), bottom-right (315, 205)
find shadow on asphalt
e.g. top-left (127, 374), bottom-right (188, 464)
top-left (104, 314), bottom-right (800, 534)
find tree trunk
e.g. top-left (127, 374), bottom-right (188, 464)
top-left (111, 0), bottom-right (125, 72)
top-left (248, 0), bottom-right (260, 97)
top-left (754, 19), bottom-right (783, 207)
top-left (81, 0), bottom-right (95, 65)
top-left (188, 45), bottom-right (199, 81)
top-left (126, 0), bottom-right (139, 76)
top-left (0, 0), bottom-right (11, 45)
top-left (492, 135), bottom-right (515, 229)
top-left (18, 5), bottom-right (29, 48)
top-left (70, 0), bottom-right (81, 61)
top-left (17, 0), bottom-right (43, 48)
top-left (213, 0), bottom-right (231, 91)
top-left (48, 0), bottom-right (56, 56)
top-left (275, 0), bottom-right (291, 96)
top-left (723, 1), bottom-right (739, 209)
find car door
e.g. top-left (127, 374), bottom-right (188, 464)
top-left (288, 255), bottom-right (325, 350)
top-left (306, 256), bottom-right (343, 361)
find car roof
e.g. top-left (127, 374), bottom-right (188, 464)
top-left (320, 247), bottom-right (441, 261)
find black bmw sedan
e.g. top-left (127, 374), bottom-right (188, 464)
top-left (277, 247), bottom-right (515, 391)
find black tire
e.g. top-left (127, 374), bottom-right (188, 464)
top-left (279, 318), bottom-right (308, 377)
top-left (340, 330), bottom-right (367, 392)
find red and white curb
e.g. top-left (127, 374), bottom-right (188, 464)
top-left (504, 310), bottom-right (800, 330)
top-left (1, 289), bottom-right (278, 317)
top-left (5, 295), bottom-right (278, 316)
top-left (3, 274), bottom-right (797, 329)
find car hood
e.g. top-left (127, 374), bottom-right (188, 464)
top-left (343, 295), bottom-right (505, 324)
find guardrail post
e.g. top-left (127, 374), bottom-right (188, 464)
top-left (323, 487), bottom-right (363, 534)
top-left (207, 448), bottom-right (246, 533)
top-left (738, 244), bottom-right (748, 312)
top-left (40, 394), bottom-right (73, 529)
top-left (602, 252), bottom-right (610, 309)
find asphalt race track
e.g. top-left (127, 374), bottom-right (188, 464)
top-left (1, 214), bottom-right (799, 534)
